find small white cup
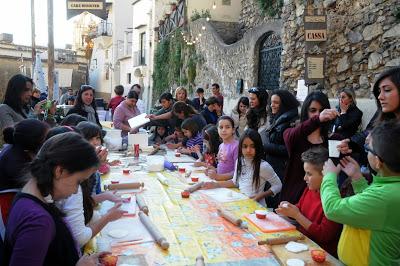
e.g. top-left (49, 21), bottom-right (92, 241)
top-left (328, 140), bottom-right (341, 158)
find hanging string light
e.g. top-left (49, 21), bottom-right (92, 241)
top-left (212, 2), bottom-right (216, 9)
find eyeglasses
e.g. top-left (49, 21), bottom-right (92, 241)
top-left (364, 143), bottom-right (383, 161)
top-left (248, 87), bottom-right (259, 93)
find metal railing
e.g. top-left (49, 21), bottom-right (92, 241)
top-left (89, 21), bottom-right (112, 38)
top-left (158, 0), bottom-right (186, 40)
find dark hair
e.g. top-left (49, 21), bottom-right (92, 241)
top-left (269, 90), bottom-right (300, 117)
top-left (127, 90), bottom-right (139, 100)
top-left (67, 95), bottom-right (76, 103)
top-left (114, 85), bottom-right (124, 96)
top-left (159, 92), bottom-right (173, 103)
top-left (370, 120), bottom-right (400, 172)
top-left (246, 87), bottom-right (269, 129)
top-left (301, 146), bottom-right (329, 172)
top-left (76, 121), bottom-right (103, 142)
top-left (218, 115), bottom-right (235, 128)
top-left (236, 129), bottom-right (264, 190)
top-left (372, 67), bottom-right (400, 122)
top-left (3, 119), bottom-right (49, 152)
top-left (46, 126), bottom-right (81, 140)
top-left (202, 124), bottom-right (221, 155)
top-left (236, 96), bottom-right (249, 115)
top-left (300, 91), bottom-right (330, 137)
top-left (205, 96), bottom-right (221, 106)
top-left (150, 125), bottom-right (168, 142)
top-left (131, 84), bottom-right (141, 91)
top-left (60, 114), bottom-right (88, 126)
top-left (172, 101), bottom-right (197, 117)
top-left (181, 117), bottom-right (200, 137)
top-left (300, 91), bottom-right (330, 122)
top-left (30, 132), bottom-right (99, 197)
top-left (3, 74), bottom-right (34, 117)
top-left (212, 83), bottom-right (220, 89)
top-left (75, 85), bottom-right (97, 110)
top-left (196, 87), bottom-right (204, 94)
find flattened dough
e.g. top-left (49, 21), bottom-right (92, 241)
top-left (285, 241), bottom-right (308, 253)
top-left (108, 229), bottom-right (129, 239)
top-left (286, 258), bottom-right (305, 266)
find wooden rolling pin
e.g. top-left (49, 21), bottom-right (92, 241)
top-left (195, 255), bottom-right (205, 266)
top-left (104, 182), bottom-right (144, 191)
top-left (136, 194), bottom-right (149, 215)
top-left (138, 211), bottom-right (169, 250)
top-left (217, 208), bottom-right (247, 228)
top-left (184, 181), bottom-right (204, 193)
top-left (258, 234), bottom-right (305, 245)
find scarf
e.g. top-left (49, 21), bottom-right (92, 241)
top-left (83, 105), bottom-right (96, 123)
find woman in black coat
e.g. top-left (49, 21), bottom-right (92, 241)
top-left (262, 90), bottom-right (299, 208)
top-left (330, 88), bottom-right (363, 139)
top-left (66, 85), bottom-right (101, 127)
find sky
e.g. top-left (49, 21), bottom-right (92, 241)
top-left (0, 0), bottom-right (75, 49)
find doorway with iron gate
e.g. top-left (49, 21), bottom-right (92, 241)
top-left (258, 32), bottom-right (282, 90)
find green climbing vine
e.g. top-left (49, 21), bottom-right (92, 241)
top-left (152, 29), bottom-right (201, 103)
top-left (257, 0), bottom-right (284, 17)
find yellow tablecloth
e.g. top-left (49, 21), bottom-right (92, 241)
top-left (91, 154), bottom-right (342, 265)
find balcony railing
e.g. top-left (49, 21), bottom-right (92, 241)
top-left (133, 50), bottom-right (146, 67)
top-left (158, 0), bottom-right (186, 40)
top-left (89, 21), bottom-right (112, 38)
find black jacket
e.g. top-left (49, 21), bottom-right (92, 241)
top-left (262, 108), bottom-right (298, 179)
top-left (331, 104), bottom-right (363, 139)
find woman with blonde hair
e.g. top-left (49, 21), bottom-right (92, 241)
top-left (174, 86), bottom-right (193, 106)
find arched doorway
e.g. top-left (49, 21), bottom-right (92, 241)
top-left (258, 32), bottom-right (282, 90)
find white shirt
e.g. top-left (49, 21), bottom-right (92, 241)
top-left (232, 158), bottom-right (282, 206)
top-left (57, 186), bottom-right (92, 247)
top-left (136, 99), bottom-right (146, 114)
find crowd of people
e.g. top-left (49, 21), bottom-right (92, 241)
top-left (0, 66), bottom-right (399, 265)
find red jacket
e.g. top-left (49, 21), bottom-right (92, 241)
top-left (296, 188), bottom-right (342, 256)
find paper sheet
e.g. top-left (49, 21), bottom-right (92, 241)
top-left (199, 188), bottom-right (248, 203)
top-left (128, 113), bottom-right (150, 129)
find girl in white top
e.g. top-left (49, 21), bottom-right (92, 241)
top-left (202, 128), bottom-right (282, 207)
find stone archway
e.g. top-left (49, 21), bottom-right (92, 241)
top-left (258, 32), bottom-right (282, 90)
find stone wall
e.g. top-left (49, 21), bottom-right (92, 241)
top-left (239, 0), bottom-right (278, 34)
top-left (281, 0), bottom-right (400, 97)
top-left (190, 18), bottom-right (282, 112)
top-left (209, 21), bottom-right (241, 44)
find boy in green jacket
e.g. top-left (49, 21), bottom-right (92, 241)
top-left (322, 121), bottom-right (400, 266)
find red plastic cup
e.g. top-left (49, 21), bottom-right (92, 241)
top-left (181, 191), bottom-right (190, 198)
top-left (191, 177), bottom-right (199, 182)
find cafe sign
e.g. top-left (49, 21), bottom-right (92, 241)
top-left (305, 29), bottom-right (327, 41)
top-left (66, 0), bottom-right (107, 20)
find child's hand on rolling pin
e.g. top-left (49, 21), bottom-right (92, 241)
top-left (275, 201), bottom-right (300, 219)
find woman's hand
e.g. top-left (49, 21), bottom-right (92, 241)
top-left (201, 181), bottom-right (219, 189)
top-left (206, 168), bottom-right (217, 179)
top-left (275, 201), bottom-right (300, 219)
top-left (250, 192), bottom-right (264, 202)
top-left (146, 114), bottom-right (156, 120)
top-left (102, 191), bottom-right (122, 203)
top-left (105, 202), bottom-right (126, 222)
top-left (337, 138), bottom-right (352, 154)
top-left (319, 109), bottom-right (339, 122)
top-left (129, 127), bottom-right (138, 134)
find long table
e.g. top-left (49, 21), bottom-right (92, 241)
top-left (93, 151), bottom-right (342, 265)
